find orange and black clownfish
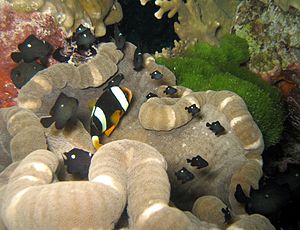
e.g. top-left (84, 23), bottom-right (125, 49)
top-left (90, 74), bottom-right (133, 149)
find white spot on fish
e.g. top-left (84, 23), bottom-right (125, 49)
top-left (71, 154), bottom-right (76, 159)
top-left (27, 44), bottom-right (32, 48)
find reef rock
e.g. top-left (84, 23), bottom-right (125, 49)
top-left (233, 0), bottom-right (300, 74)
top-left (8, 0), bottom-right (123, 36)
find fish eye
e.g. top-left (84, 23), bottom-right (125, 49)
top-left (71, 154), bottom-right (76, 159)
top-left (264, 194), bottom-right (269, 199)
top-left (14, 71), bottom-right (21, 77)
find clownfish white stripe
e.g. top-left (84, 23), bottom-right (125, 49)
top-left (111, 86), bottom-right (129, 111)
top-left (94, 107), bottom-right (107, 133)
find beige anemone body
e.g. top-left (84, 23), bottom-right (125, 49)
top-left (0, 42), bottom-right (275, 229)
top-left (8, 0), bottom-right (123, 36)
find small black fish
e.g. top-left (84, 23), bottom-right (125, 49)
top-left (221, 207), bottom-right (232, 223)
top-left (40, 92), bottom-right (79, 129)
top-left (64, 148), bottom-right (93, 179)
top-left (150, 70), bottom-right (163, 80)
top-left (11, 34), bottom-right (53, 66)
top-left (146, 92), bottom-right (158, 99)
top-left (133, 43), bottom-right (143, 71)
top-left (206, 121), bottom-right (226, 136)
top-left (10, 61), bottom-right (46, 89)
top-left (185, 104), bottom-right (200, 116)
top-left (113, 24), bottom-right (126, 50)
top-left (72, 24), bottom-right (96, 51)
top-left (186, 155), bottom-right (208, 169)
top-left (74, 24), bottom-right (89, 36)
top-left (163, 86), bottom-right (177, 95)
top-left (103, 73), bottom-right (124, 90)
top-left (234, 182), bottom-right (291, 218)
top-left (175, 167), bottom-right (194, 184)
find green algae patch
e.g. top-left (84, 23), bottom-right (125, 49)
top-left (156, 35), bottom-right (285, 147)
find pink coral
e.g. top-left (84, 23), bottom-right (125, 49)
top-left (0, 1), bottom-right (65, 108)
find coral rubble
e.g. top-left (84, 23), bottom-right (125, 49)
top-left (8, 0), bottom-right (123, 37)
top-left (233, 0), bottom-right (300, 74)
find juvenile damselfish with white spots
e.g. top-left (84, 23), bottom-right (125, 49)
top-left (185, 104), bottom-right (200, 116)
top-left (113, 24), bottom-right (126, 50)
top-left (90, 75), bottom-right (133, 149)
top-left (72, 24), bottom-right (96, 52)
top-left (133, 43), bottom-right (143, 71)
top-left (146, 92), bottom-right (158, 99)
top-left (64, 148), bottom-right (93, 179)
top-left (150, 70), bottom-right (163, 80)
top-left (206, 121), bottom-right (226, 136)
top-left (175, 167), bottom-right (195, 184)
top-left (40, 92), bottom-right (79, 129)
top-left (163, 86), bottom-right (177, 95)
top-left (11, 61), bottom-right (46, 89)
top-left (11, 34), bottom-right (53, 66)
top-left (234, 182), bottom-right (291, 220)
top-left (221, 207), bottom-right (232, 223)
top-left (186, 155), bottom-right (208, 169)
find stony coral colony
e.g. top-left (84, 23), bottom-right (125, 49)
top-left (0, 0), bottom-right (299, 230)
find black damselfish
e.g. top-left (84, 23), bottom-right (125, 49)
top-left (64, 148), bottom-right (93, 179)
top-left (206, 121), bottom-right (226, 136)
top-left (146, 92), bottom-right (158, 99)
top-left (163, 86), bottom-right (177, 95)
top-left (234, 182), bottom-right (291, 218)
top-left (72, 24), bottom-right (96, 52)
top-left (150, 70), bottom-right (163, 80)
top-left (185, 104), bottom-right (200, 116)
top-left (186, 155), bottom-right (208, 169)
top-left (113, 24), bottom-right (126, 50)
top-left (11, 61), bottom-right (46, 89)
top-left (40, 92), bottom-right (79, 129)
top-left (11, 34), bottom-right (53, 66)
top-left (175, 167), bottom-right (194, 184)
top-left (221, 207), bottom-right (232, 223)
top-left (133, 43), bottom-right (143, 71)
top-left (103, 73), bottom-right (125, 90)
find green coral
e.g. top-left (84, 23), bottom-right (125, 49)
top-left (156, 35), bottom-right (285, 147)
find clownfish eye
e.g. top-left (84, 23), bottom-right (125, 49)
top-left (71, 154), bottom-right (76, 159)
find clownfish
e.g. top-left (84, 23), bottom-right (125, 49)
top-left (90, 74), bottom-right (133, 149)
